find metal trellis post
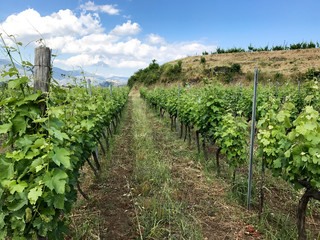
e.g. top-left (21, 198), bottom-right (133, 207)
top-left (247, 68), bottom-right (258, 210)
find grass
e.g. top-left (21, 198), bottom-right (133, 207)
top-left (131, 96), bottom-right (202, 239)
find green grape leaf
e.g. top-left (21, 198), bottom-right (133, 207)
top-left (7, 192), bottom-right (28, 211)
top-left (0, 123), bottom-right (12, 134)
top-left (53, 194), bottom-right (65, 209)
top-left (10, 181), bottom-right (28, 194)
top-left (15, 135), bottom-right (36, 149)
top-left (28, 186), bottom-right (43, 205)
top-left (49, 127), bottom-right (69, 141)
top-left (43, 169), bottom-right (68, 194)
top-left (304, 122), bottom-right (317, 131)
top-left (8, 77), bottom-right (29, 89)
top-left (309, 148), bottom-right (318, 156)
top-left (52, 147), bottom-right (71, 169)
top-left (12, 115), bottom-right (27, 136)
top-left (0, 156), bottom-right (14, 180)
top-left (273, 158), bottom-right (282, 168)
top-left (48, 106), bottom-right (65, 117)
top-left (24, 93), bottom-right (41, 101)
top-left (32, 138), bottom-right (46, 148)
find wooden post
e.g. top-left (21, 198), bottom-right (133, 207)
top-left (34, 47), bottom-right (51, 115)
top-left (34, 47), bottom-right (51, 93)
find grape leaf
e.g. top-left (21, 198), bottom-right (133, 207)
top-left (43, 169), bottom-right (68, 194)
top-left (0, 123), bottom-right (12, 134)
top-left (0, 156), bottom-right (14, 180)
top-left (28, 186), bottom-right (43, 205)
top-left (53, 194), bottom-right (65, 209)
top-left (52, 147), bottom-right (71, 169)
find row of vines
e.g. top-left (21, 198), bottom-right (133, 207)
top-left (0, 45), bottom-right (129, 238)
top-left (140, 78), bottom-right (320, 240)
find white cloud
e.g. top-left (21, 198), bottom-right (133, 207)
top-left (116, 60), bottom-right (148, 69)
top-left (80, 1), bottom-right (120, 15)
top-left (109, 20), bottom-right (141, 36)
top-left (55, 53), bottom-right (105, 67)
top-left (0, 7), bottom-right (217, 76)
top-left (146, 33), bottom-right (166, 45)
top-left (0, 8), bottom-right (102, 43)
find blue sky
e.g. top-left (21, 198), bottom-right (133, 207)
top-left (1, 0), bottom-right (320, 78)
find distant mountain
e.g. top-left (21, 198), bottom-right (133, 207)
top-left (0, 59), bottom-right (128, 87)
top-left (0, 59), bottom-right (12, 65)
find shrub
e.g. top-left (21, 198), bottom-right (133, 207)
top-left (272, 45), bottom-right (285, 51)
top-left (127, 59), bottom-right (163, 87)
top-left (231, 63), bottom-right (241, 73)
top-left (200, 56), bottom-right (206, 64)
top-left (245, 71), bottom-right (254, 82)
top-left (216, 47), bottom-right (225, 54)
top-left (274, 72), bottom-right (284, 82)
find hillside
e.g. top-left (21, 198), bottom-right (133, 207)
top-left (129, 48), bottom-right (320, 87)
top-left (176, 48), bottom-right (320, 82)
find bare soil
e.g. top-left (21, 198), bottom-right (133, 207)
top-left (69, 99), bottom-right (137, 239)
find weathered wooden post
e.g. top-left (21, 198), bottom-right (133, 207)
top-left (34, 46), bottom-right (51, 93)
top-left (34, 47), bottom-right (51, 115)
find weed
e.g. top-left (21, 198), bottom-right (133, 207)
top-left (253, 209), bottom-right (297, 240)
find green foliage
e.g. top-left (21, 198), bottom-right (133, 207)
top-left (165, 60), bottom-right (183, 77)
top-left (213, 63), bottom-right (241, 83)
top-left (231, 63), bottom-right (241, 73)
top-left (305, 67), bottom-right (320, 80)
top-left (0, 38), bottom-right (129, 239)
top-left (141, 78), bottom-right (320, 239)
top-left (127, 59), bottom-right (163, 87)
top-left (216, 41), bottom-right (319, 55)
top-left (286, 106), bottom-right (320, 188)
top-left (215, 47), bottom-right (245, 54)
top-left (200, 56), bottom-right (206, 64)
top-left (290, 41), bottom-right (316, 50)
top-left (215, 112), bottom-right (248, 171)
top-left (248, 44), bottom-right (269, 52)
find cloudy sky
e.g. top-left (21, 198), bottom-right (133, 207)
top-left (1, 0), bottom-right (320, 78)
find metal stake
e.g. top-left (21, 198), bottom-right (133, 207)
top-left (247, 68), bottom-right (258, 210)
top-left (176, 83), bottom-right (180, 134)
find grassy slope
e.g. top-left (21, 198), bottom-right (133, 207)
top-left (161, 48), bottom-right (320, 85)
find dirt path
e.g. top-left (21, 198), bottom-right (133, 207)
top-left (98, 97), bottom-right (136, 239)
